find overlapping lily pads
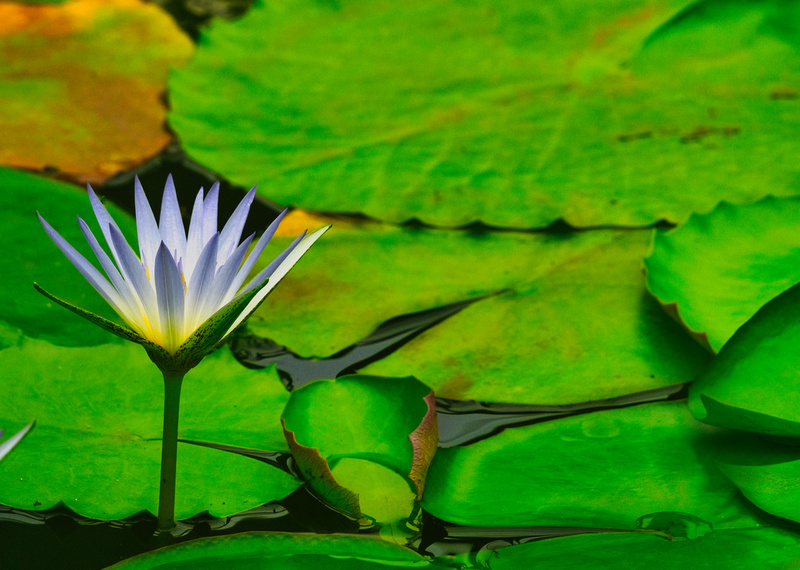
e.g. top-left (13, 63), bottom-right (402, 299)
top-left (360, 231), bottom-right (709, 403)
top-left (249, 222), bottom-right (709, 403)
top-left (170, 0), bottom-right (800, 227)
top-left (0, 340), bottom-right (298, 520)
top-left (0, 0), bottom-right (193, 183)
top-left (646, 196), bottom-right (800, 352)
top-left (689, 279), bottom-right (800, 436)
top-left (422, 402), bottom-right (759, 530)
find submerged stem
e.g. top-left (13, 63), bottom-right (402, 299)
top-left (157, 371), bottom-right (185, 532)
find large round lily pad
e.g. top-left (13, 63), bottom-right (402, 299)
top-left (361, 231), bottom-right (710, 404)
top-left (0, 339), bottom-right (297, 520)
top-left (422, 402), bottom-right (758, 530)
top-left (170, 0), bottom-right (800, 227)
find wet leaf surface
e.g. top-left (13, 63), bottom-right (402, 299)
top-left (422, 402), bottom-right (759, 530)
top-left (482, 526), bottom-right (800, 569)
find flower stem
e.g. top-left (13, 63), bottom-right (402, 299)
top-left (157, 371), bottom-right (185, 532)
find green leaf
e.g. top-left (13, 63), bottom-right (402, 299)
top-left (170, 0), bottom-right (800, 227)
top-left (361, 231), bottom-right (710, 404)
top-left (281, 375), bottom-right (435, 529)
top-left (480, 527), bottom-right (800, 569)
top-left (711, 431), bottom-right (800, 524)
top-left (422, 402), bottom-right (759, 530)
top-left (0, 168), bottom-right (138, 348)
top-left (689, 280), bottom-right (800, 436)
top-left (104, 532), bottom-right (447, 570)
top-left (0, 339), bottom-right (299, 519)
top-left (0, 0), bottom-right (193, 183)
top-left (646, 196), bottom-right (800, 352)
top-left (250, 223), bottom-right (708, 404)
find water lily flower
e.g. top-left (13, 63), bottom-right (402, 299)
top-left (36, 175), bottom-right (328, 531)
top-left (36, 175), bottom-right (328, 373)
top-left (0, 423), bottom-right (33, 462)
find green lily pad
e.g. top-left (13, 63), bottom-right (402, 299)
top-left (0, 167), bottom-right (138, 348)
top-left (711, 431), bottom-right (800, 524)
top-left (0, 0), bottom-right (193, 183)
top-left (249, 220), bottom-right (624, 356)
top-left (281, 375), bottom-right (436, 530)
top-left (481, 527), bottom-right (800, 569)
top-left (105, 532), bottom-right (449, 570)
top-left (361, 231), bottom-right (710, 404)
top-left (249, 223), bottom-right (709, 404)
top-left (689, 280), bottom-right (800, 436)
top-left (646, 196), bottom-right (800, 353)
top-left (0, 339), bottom-right (298, 520)
top-left (422, 402), bottom-right (758, 530)
top-left (170, 0), bottom-right (800, 227)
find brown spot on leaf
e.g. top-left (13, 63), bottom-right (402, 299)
top-left (770, 88), bottom-right (798, 100)
top-left (617, 130), bottom-right (653, 142)
top-left (437, 371), bottom-right (474, 399)
top-left (680, 125), bottom-right (740, 143)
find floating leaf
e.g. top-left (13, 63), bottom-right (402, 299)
top-left (105, 532), bottom-right (449, 570)
top-left (482, 527), bottom-right (800, 569)
top-left (0, 0), bottom-right (193, 183)
top-left (710, 431), bottom-right (800, 524)
top-left (249, 222), bottom-right (708, 403)
top-left (422, 402), bottom-right (758, 530)
top-left (170, 0), bottom-right (800, 227)
top-left (689, 280), bottom-right (800, 436)
top-left (0, 339), bottom-right (298, 519)
top-left (249, 220), bottom-right (622, 357)
top-left (0, 167), bottom-right (138, 347)
top-left (361, 231), bottom-right (710, 404)
top-left (281, 375), bottom-right (435, 531)
top-left (646, 196), bottom-right (800, 352)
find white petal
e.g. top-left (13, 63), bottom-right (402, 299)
top-left (184, 233), bottom-right (219, 332)
top-left (184, 188), bottom-right (206, 278)
top-left (38, 213), bottom-right (130, 319)
top-left (154, 243), bottom-right (186, 352)
top-left (217, 186), bottom-right (255, 263)
top-left (134, 176), bottom-right (161, 277)
top-left (226, 225), bottom-right (330, 335)
top-left (78, 217), bottom-right (148, 335)
top-left (197, 234), bottom-right (254, 321)
top-left (158, 175), bottom-right (187, 261)
top-left (0, 422), bottom-right (33, 461)
top-left (108, 224), bottom-right (159, 326)
top-left (225, 209), bottom-right (288, 300)
top-left (202, 182), bottom-right (220, 241)
top-left (87, 185), bottom-right (126, 268)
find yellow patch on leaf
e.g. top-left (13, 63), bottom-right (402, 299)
top-left (0, 0), bottom-right (193, 183)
